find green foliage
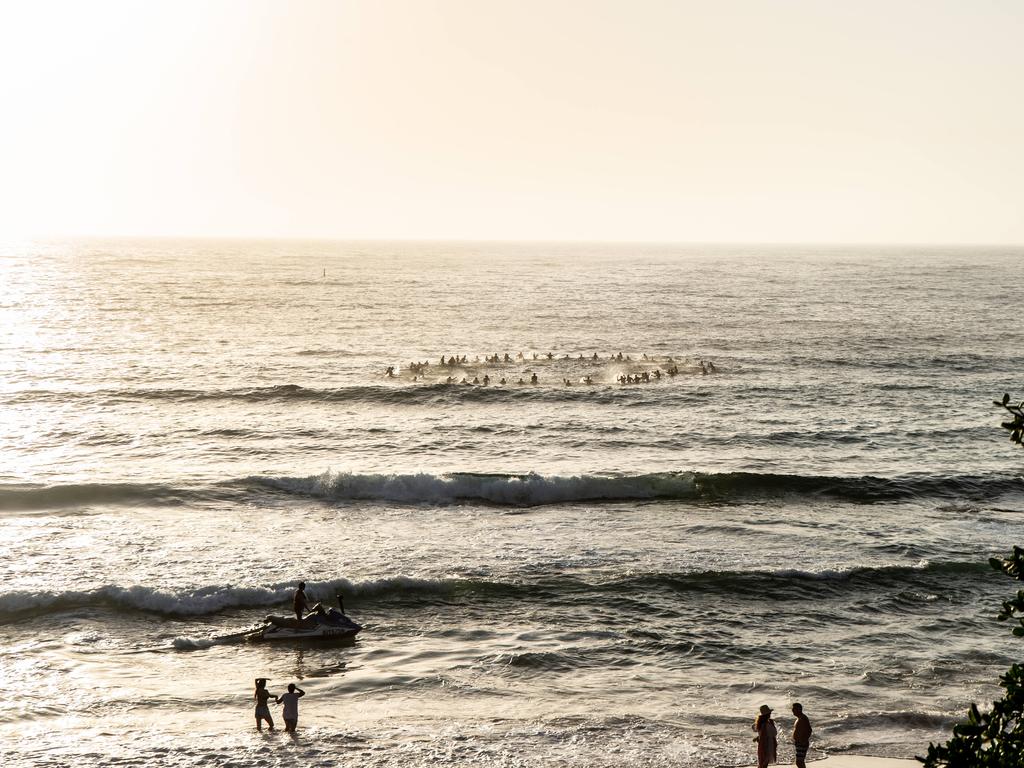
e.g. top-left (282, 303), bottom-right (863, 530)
top-left (917, 398), bottom-right (1024, 767)
top-left (994, 393), bottom-right (1024, 447)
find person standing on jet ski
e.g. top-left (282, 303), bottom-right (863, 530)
top-left (293, 581), bottom-right (310, 620)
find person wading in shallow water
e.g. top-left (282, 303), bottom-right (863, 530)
top-left (753, 704), bottom-right (777, 768)
top-left (276, 683), bottom-right (306, 732)
top-left (254, 678), bottom-right (275, 731)
top-left (791, 703), bottom-right (812, 768)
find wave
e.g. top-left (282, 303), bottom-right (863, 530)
top-left (250, 470), bottom-right (1024, 506)
top-left (251, 471), bottom-right (699, 506)
top-left (1, 382), bottom-right (707, 408)
top-left (2, 470), bottom-right (1021, 511)
top-left (614, 560), bottom-right (992, 599)
top-left (0, 561), bottom-right (992, 622)
top-left (0, 482), bottom-right (190, 511)
top-left (0, 576), bottom-right (449, 620)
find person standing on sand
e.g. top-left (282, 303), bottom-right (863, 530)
top-left (254, 678), bottom-right (275, 731)
top-left (276, 683), bottom-right (306, 732)
top-left (753, 704), bottom-right (778, 767)
top-left (791, 702), bottom-right (812, 768)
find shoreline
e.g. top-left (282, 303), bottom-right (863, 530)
top-left (743, 757), bottom-right (920, 768)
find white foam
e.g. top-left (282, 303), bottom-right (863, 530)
top-left (256, 470), bottom-right (697, 506)
top-left (0, 575), bottom-right (456, 618)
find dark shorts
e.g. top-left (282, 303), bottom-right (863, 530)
top-left (795, 742), bottom-right (810, 760)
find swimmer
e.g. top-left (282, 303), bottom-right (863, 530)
top-left (499, 377), bottom-right (506, 385)
top-left (531, 373), bottom-right (538, 384)
top-left (482, 375), bottom-right (489, 385)
top-left (472, 376), bottom-right (479, 384)
top-left (517, 378), bottom-right (525, 385)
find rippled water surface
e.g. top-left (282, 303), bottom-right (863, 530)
top-left (1, 239), bottom-right (1022, 767)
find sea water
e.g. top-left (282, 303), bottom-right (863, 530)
top-left (0, 239), bottom-right (1022, 767)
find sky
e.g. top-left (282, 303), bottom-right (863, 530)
top-left (0, 0), bottom-right (1022, 243)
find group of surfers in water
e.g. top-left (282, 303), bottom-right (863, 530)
top-left (383, 351), bottom-right (720, 385)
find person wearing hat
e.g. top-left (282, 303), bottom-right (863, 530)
top-left (752, 704), bottom-right (778, 767)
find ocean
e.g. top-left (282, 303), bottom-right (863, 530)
top-left (1, 239), bottom-right (1022, 767)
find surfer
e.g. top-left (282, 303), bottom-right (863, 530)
top-left (254, 678), bottom-right (276, 731)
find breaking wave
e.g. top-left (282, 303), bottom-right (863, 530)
top-left (0, 576), bottom-right (450, 620)
top-left (1, 470), bottom-right (1020, 511)
top-left (252, 471), bottom-right (699, 506)
top-left (250, 470), bottom-right (1024, 506)
top-left (0, 561), bottom-right (992, 621)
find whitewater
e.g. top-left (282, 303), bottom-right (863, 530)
top-left (1, 239), bottom-right (1022, 768)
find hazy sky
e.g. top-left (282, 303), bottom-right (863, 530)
top-left (1, 0), bottom-right (1022, 242)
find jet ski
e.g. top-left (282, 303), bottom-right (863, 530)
top-left (251, 604), bottom-right (362, 642)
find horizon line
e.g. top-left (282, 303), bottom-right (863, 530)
top-left (9, 233), bottom-right (1024, 249)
